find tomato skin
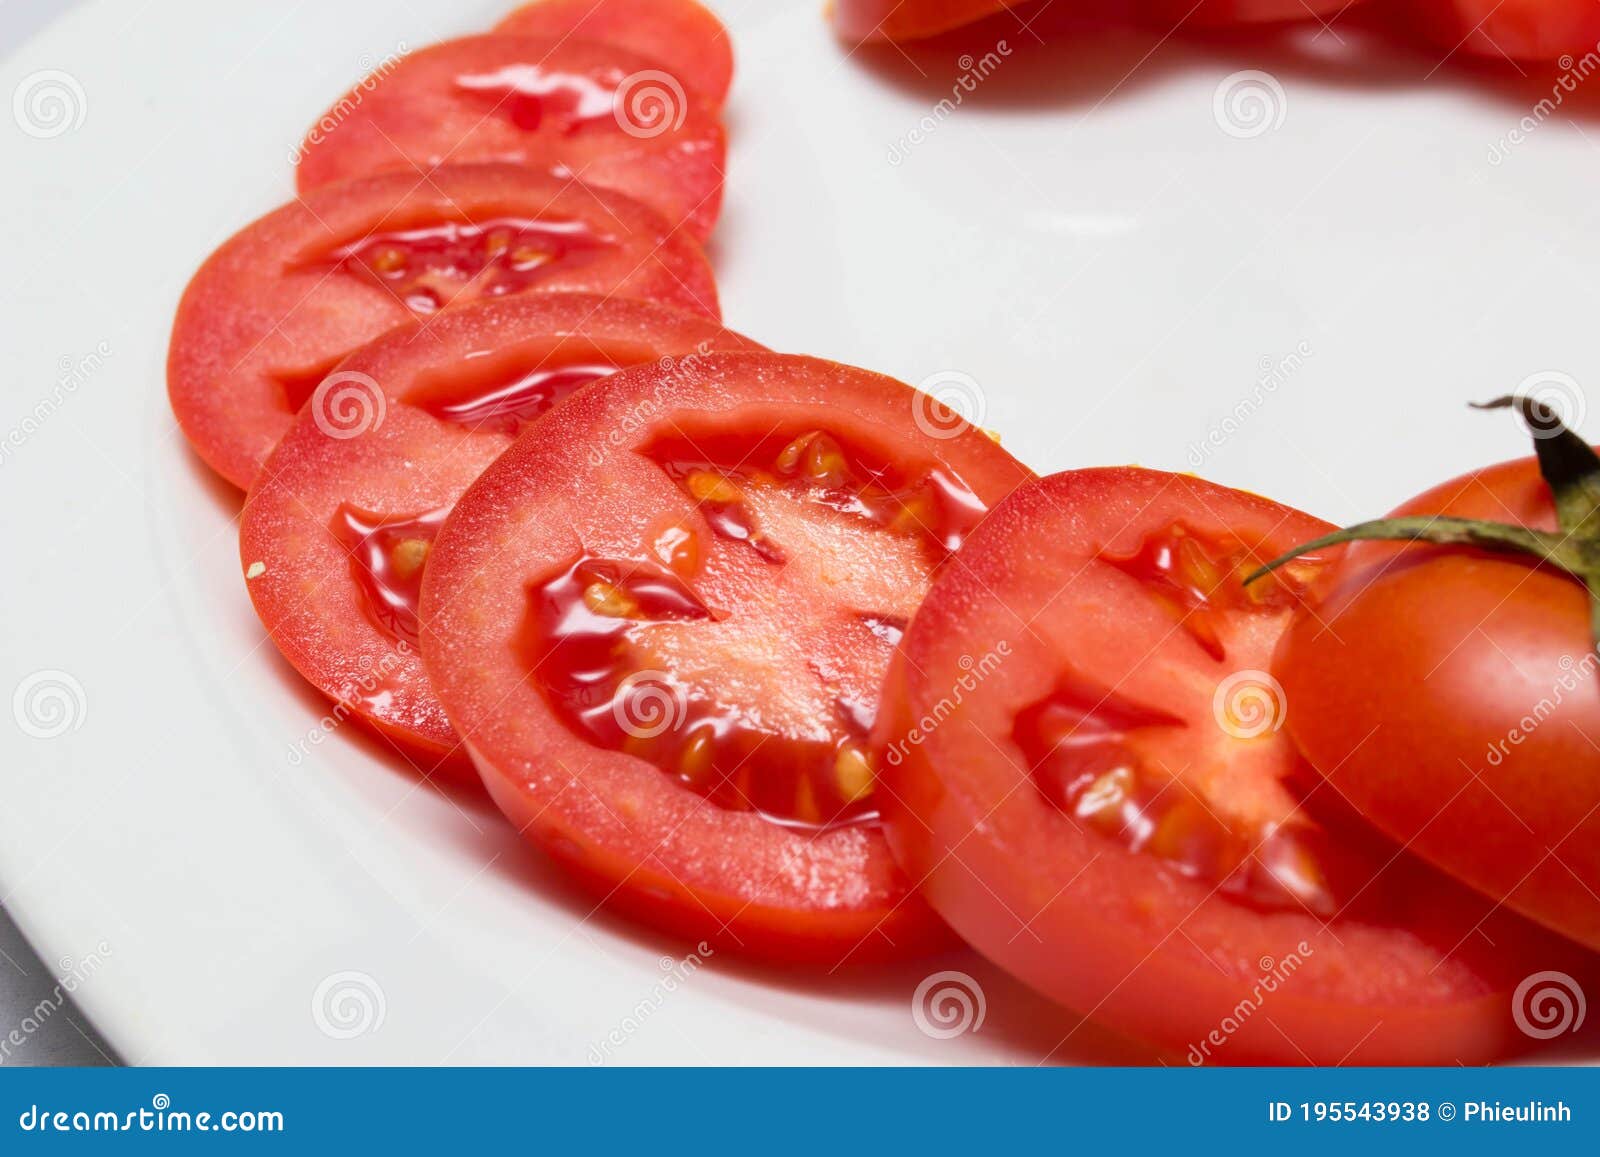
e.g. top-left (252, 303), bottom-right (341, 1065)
top-left (294, 36), bottom-right (725, 242)
top-left (1403, 0), bottom-right (1600, 61)
top-left (168, 164), bottom-right (717, 490)
top-left (1274, 455), bottom-right (1600, 952)
top-left (420, 352), bottom-right (1034, 962)
top-left (495, 0), bottom-right (734, 107)
top-left (240, 294), bottom-right (758, 776)
top-left (875, 467), bottom-right (1591, 1064)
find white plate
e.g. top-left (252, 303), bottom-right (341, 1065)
top-left (2, 0), bottom-right (1596, 1064)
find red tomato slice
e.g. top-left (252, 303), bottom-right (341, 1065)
top-left (1402, 0), bottom-right (1600, 61)
top-left (239, 294), bottom-right (759, 774)
top-left (873, 467), bottom-right (1592, 1063)
top-left (294, 36), bottom-right (725, 242)
top-left (419, 352), bottom-right (1034, 961)
top-left (495, 0), bottom-right (734, 108)
top-left (168, 164), bottom-right (717, 490)
top-left (1274, 454), bottom-right (1600, 951)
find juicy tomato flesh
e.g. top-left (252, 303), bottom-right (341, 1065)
top-left (332, 504), bottom-right (452, 647)
top-left (494, 0), bottom-right (734, 106)
top-left (519, 425), bottom-right (985, 830)
top-left (332, 347), bottom-right (627, 644)
top-left (1017, 522), bottom-right (1339, 916)
top-left (1101, 522), bottom-right (1310, 660)
top-left (455, 65), bottom-right (621, 133)
top-left (170, 167), bottom-right (719, 490)
top-left (404, 338), bottom-right (623, 436)
top-left (304, 217), bottom-right (614, 319)
top-left (293, 38), bottom-right (725, 241)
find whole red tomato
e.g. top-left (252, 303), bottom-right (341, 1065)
top-left (1271, 400), bottom-right (1600, 951)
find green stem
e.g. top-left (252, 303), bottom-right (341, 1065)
top-left (1243, 397), bottom-right (1600, 650)
top-left (1471, 395), bottom-right (1600, 538)
top-left (1245, 516), bottom-right (1571, 585)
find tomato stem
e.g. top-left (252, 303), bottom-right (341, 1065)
top-left (1470, 395), bottom-right (1600, 538)
top-left (1245, 396), bottom-right (1600, 649)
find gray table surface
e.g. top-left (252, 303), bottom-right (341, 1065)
top-left (3, 0), bottom-right (118, 1067)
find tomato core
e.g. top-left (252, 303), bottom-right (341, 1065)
top-left (1102, 522), bottom-right (1314, 661)
top-left (404, 341), bottom-right (623, 437)
top-left (517, 425), bottom-right (990, 831)
top-left (332, 504), bottom-right (452, 645)
top-left (520, 551), bottom-right (886, 830)
top-left (646, 427), bottom-right (991, 560)
top-left (306, 217), bottom-right (614, 315)
top-left (1012, 521), bottom-right (1341, 916)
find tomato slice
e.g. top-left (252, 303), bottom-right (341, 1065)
top-left (239, 294), bottom-right (759, 774)
top-left (495, 0), bottom-right (734, 108)
top-left (294, 36), bottom-right (725, 242)
top-left (168, 164), bottom-right (716, 490)
top-left (1274, 454), bottom-right (1600, 952)
top-left (873, 467), bottom-right (1592, 1063)
top-left (419, 352), bottom-right (1034, 961)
